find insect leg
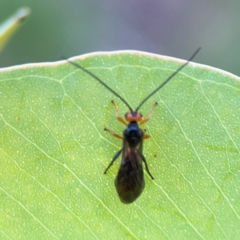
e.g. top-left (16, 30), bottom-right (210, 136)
top-left (143, 134), bottom-right (150, 139)
top-left (104, 149), bottom-right (123, 174)
top-left (139, 102), bottom-right (158, 125)
top-left (104, 127), bottom-right (123, 139)
top-left (138, 150), bottom-right (154, 179)
top-left (142, 130), bottom-right (150, 139)
top-left (111, 100), bottom-right (128, 126)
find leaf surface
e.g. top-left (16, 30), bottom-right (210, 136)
top-left (1, 51), bottom-right (240, 239)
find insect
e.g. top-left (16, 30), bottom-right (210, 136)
top-left (67, 48), bottom-right (201, 203)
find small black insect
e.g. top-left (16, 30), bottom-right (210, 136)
top-left (67, 48), bottom-right (200, 204)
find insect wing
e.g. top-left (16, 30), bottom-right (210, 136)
top-left (114, 140), bottom-right (145, 204)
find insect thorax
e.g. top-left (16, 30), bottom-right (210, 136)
top-left (123, 122), bottom-right (144, 147)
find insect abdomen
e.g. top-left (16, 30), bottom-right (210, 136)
top-left (115, 159), bottom-right (145, 204)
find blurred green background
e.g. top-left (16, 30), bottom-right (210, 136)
top-left (0, 0), bottom-right (239, 75)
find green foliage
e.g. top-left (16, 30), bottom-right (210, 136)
top-left (0, 51), bottom-right (240, 239)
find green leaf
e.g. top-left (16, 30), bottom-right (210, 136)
top-left (0, 7), bottom-right (31, 51)
top-left (1, 51), bottom-right (240, 239)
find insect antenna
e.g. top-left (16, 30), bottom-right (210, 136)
top-left (135, 47), bottom-right (201, 112)
top-left (65, 59), bottom-right (134, 112)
